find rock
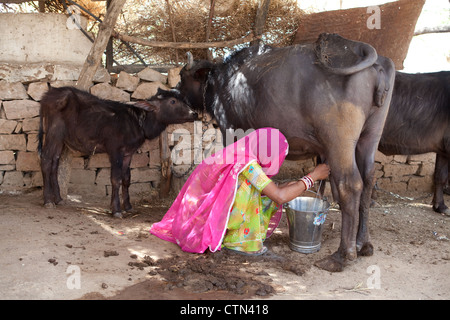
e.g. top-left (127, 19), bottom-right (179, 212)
top-left (2, 99), bottom-right (40, 120)
top-left (0, 151), bottom-right (15, 165)
top-left (104, 250), bottom-right (119, 257)
top-left (0, 81), bottom-right (28, 100)
top-left (22, 117), bottom-right (40, 133)
top-left (50, 80), bottom-right (77, 88)
top-left (0, 63), bottom-right (54, 83)
top-left (0, 119), bottom-right (18, 134)
top-left (137, 67), bottom-right (167, 83)
top-left (131, 81), bottom-right (169, 100)
top-left (27, 82), bottom-right (49, 101)
top-left (87, 153), bottom-right (111, 169)
top-left (90, 82), bottom-right (130, 102)
top-left (93, 68), bottom-right (111, 83)
top-left (15, 151), bottom-right (40, 171)
top-left (167, 67), bottom-right (182, 88)
top-left (26, 133), bottom-right (39, 152)
top-left (116, 71), bottom-right (140, 92)
top-left (52, 65), bottom-right (110, 83)
top-left (1, 171), bottom-right (24, 188)
top-left (0, 134), bottom-right (27, 151)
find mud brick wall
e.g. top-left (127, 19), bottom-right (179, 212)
top-left (0, 64), bottom-right (436, 200)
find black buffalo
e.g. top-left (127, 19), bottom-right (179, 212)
top-left (177, 33), bottom-right (395, 272)
top-left (38, 86), bottom-right (197, 218)
top-left (378, 71), bottom-right (450, 215)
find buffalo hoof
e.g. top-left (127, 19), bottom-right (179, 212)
top-left (357, 242), bottom-right (374, 257)
top-left (433, 204), bottom-right (450, 216)
top-left (44, 202), bottom-right (56, 209)
top-left (112, 211), bottom-right (123, 219)
top-left (314, 253), bottom-right (345, 272)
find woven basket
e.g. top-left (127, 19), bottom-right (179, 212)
top-left (292, 0), bottom-right (425, 70)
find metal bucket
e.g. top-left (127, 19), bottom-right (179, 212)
top-left (285, 194), bottom-right (330, 254)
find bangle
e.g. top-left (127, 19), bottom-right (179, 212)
top-left (300, 174), bottom-right (314, 190)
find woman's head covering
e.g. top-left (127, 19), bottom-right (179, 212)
top-left (150, 128), bottom-right (289, 253)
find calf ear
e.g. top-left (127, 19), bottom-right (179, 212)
top-left (134, 101), bottom-right (159, 112)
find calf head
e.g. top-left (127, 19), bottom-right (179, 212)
top-left (136, 88), bottom-right (198, 125)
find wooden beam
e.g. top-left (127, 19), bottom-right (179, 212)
top-left (252, 0), bottom-right (270, 45)
top-left (76, 0), bottom-right (126, 90)
top-left (205, 0), bottom-right (216, 60)
top-left (165, 0), bottom-right (179, 62)
top-left (38, 0), bottom-right (44, 12)
top-left (105, 0), bottom-right (114, 71)
top-left (111, 31), bottom-right (259, 49)
top-left (0, 0), bottom-right (35, 3)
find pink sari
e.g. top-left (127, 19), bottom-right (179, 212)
top-left (150, 128), bottom-right (289, 253)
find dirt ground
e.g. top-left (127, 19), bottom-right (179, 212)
top-left (0, 186), bottom-right (448, 301)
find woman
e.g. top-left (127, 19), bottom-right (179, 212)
top-left (150, 128), bottom-right (330, 256)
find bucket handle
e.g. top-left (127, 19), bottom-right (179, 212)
top-left (304, 189), bottom-right (328, 202)
top-left (282, 186), bottom-right (328, 209)
top-left (281, 179), bottom-right (328, 208)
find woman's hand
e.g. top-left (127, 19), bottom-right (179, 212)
top-left (309, 164), bottom-right (331, 181)
top-left (263, 164), bottom-right (331, 204)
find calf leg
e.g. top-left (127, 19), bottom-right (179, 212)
top-left (432, 154), bottom-right (450, 215)
top-left (109, 154), bottom-right (124, 218)
top-left (40, 132), bottom-right (65, 207)
top-left (121, 154), bottom-right (133, 212)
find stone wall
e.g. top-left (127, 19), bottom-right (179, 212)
top-left (374, 152), bottom-right (435, 194)
top-left (0, 64), bottom-right (436, 200)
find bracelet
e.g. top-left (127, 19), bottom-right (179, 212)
top-left (300, 174), bottom-right (314, 190)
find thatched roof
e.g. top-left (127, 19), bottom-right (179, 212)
top-left (113, 0), bottom-right (303, 64)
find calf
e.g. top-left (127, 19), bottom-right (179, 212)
top-left (38, 86), bottom-right (197, 218)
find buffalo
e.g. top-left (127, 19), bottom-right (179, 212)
top-left (38, 86), bottom-right (198, 218)
top-left (177, 33), bottom-right (395, 272)
top-left (378, 71), bottom-right (450, 215)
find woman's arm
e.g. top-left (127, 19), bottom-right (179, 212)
top-left (262, 164), bottom-right (330, 204)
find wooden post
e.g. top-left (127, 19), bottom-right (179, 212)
top-left (76, 0), bottom-right (127, 90)
top-left (165, 0), bottom-right (179, 63)
top-left (38, 0), bottom-right (45, 12)
top-left (205, 0), bottom-right (216, 61)
top-left (105, 0), bottom-right (114, 72)
top-left (252, 0), bottom-right (270, 46)
top-left (159, 129), bottom-right (172, 198)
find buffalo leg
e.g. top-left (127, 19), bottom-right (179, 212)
top-left (109, 154), bottom-right (124, 218)
top-left (354, 137), bottom-right (379, 257)
top-left (315, 145), bottom-right (363, 272)
top-left (121, 154), bottom-right (133, 212)
top-left (432, 154), bottom-right (450, 215)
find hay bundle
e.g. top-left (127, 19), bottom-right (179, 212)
top-left (114, 0), bottom-right (304, 65)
